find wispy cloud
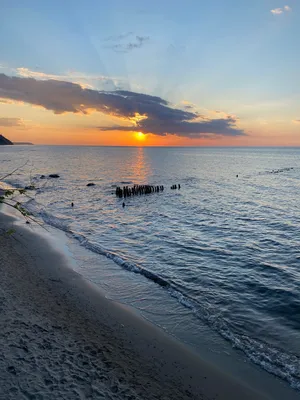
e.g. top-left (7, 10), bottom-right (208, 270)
top-left (271, 8), bottom-right (283, 14)
top-left (104, 32), bottom-right (133, 41)
top-left (15, 67), bottom-right (123, 90)
top-left (0, 73), bottom-right (245, 138)
top-left (271, 5), bottom-right (291, 15)
top-left (0, 117), bottom-right (25, 127)
top-left (104, 33), bottom-right (150, 53)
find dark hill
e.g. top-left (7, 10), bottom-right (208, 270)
top-left (0, 134), bottom-right (13, 145)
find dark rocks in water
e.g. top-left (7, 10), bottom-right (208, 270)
top-left (49, 174), bottom-right (60, 178)
top-left (25, 185), bottom-right (35, 190)
top-left (40, 175), bottom-right (46, 179)
top-left (87, 183), bottom-right (95, 187)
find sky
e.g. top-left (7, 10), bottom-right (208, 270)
top-left (0, 0), bottom-right (299, 146)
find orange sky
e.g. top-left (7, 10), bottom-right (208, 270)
top-left (1, 74), bottom-right (300, 147)
top-left (2, 121), bottom-right (300, 147)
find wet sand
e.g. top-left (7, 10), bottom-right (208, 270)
top-left (0, 210), bottom-right (276, 399)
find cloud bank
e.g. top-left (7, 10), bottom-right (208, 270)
top-left (0, 73), bottom-right (245, 138)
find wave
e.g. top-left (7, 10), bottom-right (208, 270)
top-left (259, 167), bottom-right (295, 175)
top-left (23, 198), bottom-right (300, 391)
top-left (168, 289), bottom-right (300, 390)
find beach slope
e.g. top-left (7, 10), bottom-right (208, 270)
top-left (0, 211), bottom-right (270, 400)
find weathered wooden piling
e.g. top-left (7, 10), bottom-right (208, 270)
top-left (115, 184), bottom-right (165, 198)
top-left (115, 183), bottom-right (181, 198)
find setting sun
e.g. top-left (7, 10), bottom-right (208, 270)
top-left (135, 132), bottom-right (146, 141)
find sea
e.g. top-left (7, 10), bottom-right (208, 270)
top-left (1, 145), bottom-right (300, 392)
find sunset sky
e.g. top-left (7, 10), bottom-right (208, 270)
top-left (0, 0), bottom-right (299, 146)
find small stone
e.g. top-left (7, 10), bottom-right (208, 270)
top-left (7, 365), bottom-right (16, 375)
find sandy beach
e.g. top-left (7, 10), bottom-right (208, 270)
top-left (0, 210), bottom-right (291, 400)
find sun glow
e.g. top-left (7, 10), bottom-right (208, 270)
top-left (135, 131), bottom-right (146, 141)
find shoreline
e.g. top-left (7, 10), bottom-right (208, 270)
top-left (0, 208), bottom-right (274, 400)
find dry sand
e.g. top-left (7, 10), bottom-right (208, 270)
top-left (0, 211), bottom-right (278, 399)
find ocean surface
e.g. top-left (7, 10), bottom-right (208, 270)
top-left (1, 145), bottom-right (300, 390)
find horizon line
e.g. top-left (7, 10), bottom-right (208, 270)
top-left (14, 144), bottom-right (300, 148)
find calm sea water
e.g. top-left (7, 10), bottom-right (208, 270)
top-left (1, 146), bottom-right (300, 389)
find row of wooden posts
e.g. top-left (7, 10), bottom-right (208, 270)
top-left (115, 184), bottom-right (180, 198)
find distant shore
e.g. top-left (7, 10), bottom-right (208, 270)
top-left (0, 209), bottom-right (289, 400)
top-left (13, 142), bottom-right (34, 145)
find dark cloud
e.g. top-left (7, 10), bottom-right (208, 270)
top-left (0, 117), bottom-right (24, 127)
top-left (0, 73), bottom-right (245, 138)
top-left (101, 116), bottom-right (244, 138)
top-left (105, 35), bottom-right (150, 53)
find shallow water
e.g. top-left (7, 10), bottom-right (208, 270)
top-left (1, 145), bottom-right (300, 389)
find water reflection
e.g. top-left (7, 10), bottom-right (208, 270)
top-left (130, 147), bottom-right (152, 184)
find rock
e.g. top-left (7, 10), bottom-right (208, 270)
top-left (49, 174), bottom-right (60, 178)
top-left (7, 366), bottom-right (16, 375)
top-left (25, 185), bottom-right (35, 190)
top-left (87, 183), bottom-right (95, 187)
top-left (40, 175), bottom-right (46, 179)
